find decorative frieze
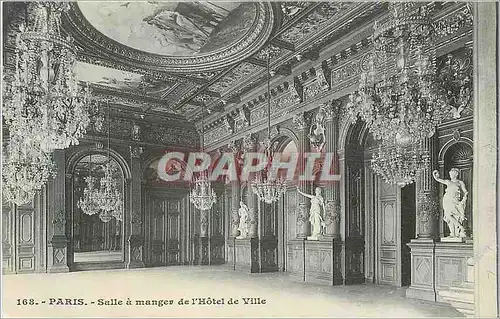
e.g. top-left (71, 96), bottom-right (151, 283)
top-left (292, 112), bottom-right (309, 131)
top-left (130, 146), bottom-right (143, 159)
top-left (433, 4), bottom-right (473, 38)
top-left (243, 133), bottom-right (258, 152)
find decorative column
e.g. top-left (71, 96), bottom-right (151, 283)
top-left (127, 146), bottom-right (145, 269)
top-left (230, 180), bottom-right (241, 238)
top-left (293, 112), bottom-right (310, 238)
top-left (416, 136), bottom-right (440, 239)
top-left (323, 101), bottom-right (341, 238)
top-left (47, 150), bottom-right (69, 273)
top-left (244, 134), bottom-right (259, 239)
top-left (199, 208), bottom-right (209, 265)
top-left (407, 136), bottom-right (441, 301)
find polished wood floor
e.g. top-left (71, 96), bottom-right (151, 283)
top-left (2, 266), bottom-right (463, 318)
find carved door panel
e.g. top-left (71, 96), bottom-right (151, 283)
top-left (145, 193), bottom-right (184, 267)
top-left (149, 197), bottom-right (166, 266)
top-left (376, 177), bottom-right (402, 286)
top-left (166, 200), bottom-right (181, 265)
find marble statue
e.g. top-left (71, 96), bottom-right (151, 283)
top-left (308, 108), bottom-right (327, 152)
top-left (432, 168), bottom-right (468, 238)
top-left (297, 186), bottom-right (326, 240)
top-left (236, 201), bottom-right (250, 239)
top-left (131, 122), bottom-right (141, 141)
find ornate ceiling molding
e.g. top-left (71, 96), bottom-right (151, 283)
top-left (63, 2), bottom-right (276, 73)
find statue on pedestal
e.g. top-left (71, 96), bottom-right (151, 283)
top-left (236, 201), bottom-right (250, 239)
top-left (297, 186), bottom-right (326, 240)
top-left (432, 168), bottom-right (468, 238)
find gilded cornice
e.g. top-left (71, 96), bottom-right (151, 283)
top-left (201, 3), bottom-right (473, 151)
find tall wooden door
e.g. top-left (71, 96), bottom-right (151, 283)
top-left (145, 194), bottom-right (182, 267)
top-left (375, 177), bottom-right (403, 286)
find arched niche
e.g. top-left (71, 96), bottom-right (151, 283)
top-left (270, 132), bottom-right (299, 183)
top-left (438, 141), bottom-right (474, 237)
top-left (71, 151), bottom-right (126, 265)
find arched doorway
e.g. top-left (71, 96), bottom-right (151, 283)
top-left (274, 136), bottom-right (299, 272)
top-left (67, 147), bottom-right (130, 271)
top-left (342, 119), bottom-right (416, 286)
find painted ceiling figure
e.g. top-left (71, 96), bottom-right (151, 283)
top-left (176, 2), bottom-right (226, 31)
top-left (143, 9), bottom-right (208, 52)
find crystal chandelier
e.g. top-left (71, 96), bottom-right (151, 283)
top-left (250, 47), bottom-right (287, 203)
top-left (346, 3), bottom-right (449, 185)
top-left (2, 132), bottom-right (57, 206)
top-left (189, 104), bottom-right (217, 211)
top-left (371, 142), bottom-right (430, 187)
top-left (251, 165), bottom-right (287, 204)
top-left (77, 176), bottom-right (101, 216)
top-left (190, 171), bottom-right (217, 211)
top-left (96, 102), bottom-right (123, 222)
top-left (3, 2), bottom-right (92, 153)
top-left (97, 162), bottom-right (124, 222)
top-left (76, 102), bottom-right (123, 223)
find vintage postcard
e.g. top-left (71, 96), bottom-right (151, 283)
top-left (1, 1), bottom-right (498, 318)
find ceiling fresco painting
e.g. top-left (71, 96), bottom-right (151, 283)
top-left (75, 62), bottom-right (174, 99)
top-left (77, 1), bottom-right (252, 56)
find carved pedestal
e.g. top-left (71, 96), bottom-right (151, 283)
top-left (287, 239), bottom-right (305, 281)
top-left (232, 238), bottom-right (257, 272)
top-left (435, 242), bottom-right (473, 302)
top-left (406, 240), bottom-right (473, 302)
top-left (305, 238), bottom-right (342, 285)
top-left (286, 238), bottom-right (342, 285)
top-left (406, 239), bottom-right (437, 301)
top-left (47, 236), bottom-right (69, 273)
top-left (127, 235), bottom-right (145, 269)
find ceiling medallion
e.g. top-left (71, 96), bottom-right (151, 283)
top-left (66, 2), bottom-right (275, 73)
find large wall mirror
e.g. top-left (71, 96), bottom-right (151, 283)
top-left (73, 153), bottom-right (125, 263)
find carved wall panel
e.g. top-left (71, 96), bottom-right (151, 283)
top-left (4, 194), bottom-right (45, 274)
top-left (287, 241), bottom-right (304, 277)
top-left (285, 188), bottom-right (298, 240)
top-left (2, 202), bottom-right (14, 274)
top-left (413, 256), bottom-right (433, 286)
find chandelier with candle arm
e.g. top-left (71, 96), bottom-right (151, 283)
top-left (2, 132), bottom-right (57, 206)
top-left (3, 2), bottom-right (93, 153)
top-left (3, 2), bottom-right (94, 206)
top-left (189, 106), bottom-right (217, 211)
top-left (346, 3), bottom-right (450, 186)
top-left (76, 103), bottom-right (123, 223)
top-left (250, 47), bottom-right (287, 204)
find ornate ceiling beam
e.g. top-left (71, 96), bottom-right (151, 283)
top-left (301, 50), bottom-right (320, 61)
top-left (172, 64), bottom-right (240, 111)
top-left (270, 38), bottom-right (296, 52)
top-left (201, 90), bottom-right (222, 98)
top-left (273, 64), bottom-right (292, 76)
top-left (245, 57), bottom-right (268, 68)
